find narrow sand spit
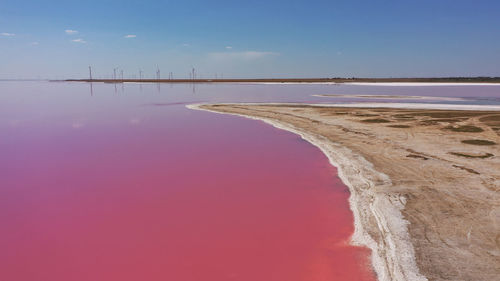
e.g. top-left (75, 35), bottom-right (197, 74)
top-left (345, 82), bottom-right (500, 86)
top-left (187, 103), bottom-right (500, 281)
top-left (312, 94), bottom-right (467, 102)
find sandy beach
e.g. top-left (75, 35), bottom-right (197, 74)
top-left (188, 103), bottom-right (500, 281)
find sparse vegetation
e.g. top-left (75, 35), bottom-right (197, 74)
top-left (461, 139), bottom-right (496, 146)
top-left (393, 114), bottom-right (416, 119)
top-left (388, 125), bottom-right (411, 128)
top-left (355, 114), bottom-right (379, 117)
top-left (361, 118), bottom-right (390, 123)
top-left (449, 152), bottom-right (494, 159)
top-left (452, 165), bottom-right (480, 175)
top-left (479, 115), bottom-right (500, 131)
top-left (445, 125), bottom-right (484, 133)
top-left (406, 154), bottom-right (429, 160)
top-left (479, 115), bottom-right (500, 122)
top-left (420, 120), bottom-right (439, 126)
top-left (428, 118), bottom-right (461, 123)
top-left (410, 111), bottom-right (480, 118)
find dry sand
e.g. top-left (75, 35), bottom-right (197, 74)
top-left (187, 103), bottom-right (500, 281)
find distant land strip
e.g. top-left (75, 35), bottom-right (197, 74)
top-left (61, 77), bottom-right (500, 84)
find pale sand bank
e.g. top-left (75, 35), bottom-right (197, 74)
top-left (187, 103), bottom-right (500, 281)
top-left (313, 94), bottom-right (467, 102)
top-left (345, 82), bottom-right (500, 86)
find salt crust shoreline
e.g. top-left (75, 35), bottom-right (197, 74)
top-left (187, 103), bottom-right (431, 281)
top-left (199, 102), bottom-right (500, 111)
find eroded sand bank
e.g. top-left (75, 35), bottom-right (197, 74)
top-left (187, 103), bottom-right (500, 281)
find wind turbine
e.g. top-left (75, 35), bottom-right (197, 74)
top-left (191, 66), bottom-right (196, 80)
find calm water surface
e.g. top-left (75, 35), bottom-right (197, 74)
top-left (1, 82), bottom-right (499, 281)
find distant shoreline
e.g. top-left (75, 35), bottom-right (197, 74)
top-left (60, 77), bottom-right (500, 84)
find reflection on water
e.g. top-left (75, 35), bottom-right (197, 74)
top-left (0, 81), bottom-right (498, 281)
top-left (76, 81), bottom-right (500, 105)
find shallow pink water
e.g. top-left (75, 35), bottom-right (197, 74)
top-left (0, 82), bottom-right (393, 281)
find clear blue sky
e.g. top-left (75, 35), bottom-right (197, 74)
top-left (1, 0), bottom-right (499, 79)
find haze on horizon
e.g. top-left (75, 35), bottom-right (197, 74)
top-left (1, 0), bottom-right (499, 79)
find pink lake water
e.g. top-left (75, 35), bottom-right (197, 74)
top-left (1, 81), bottom-right (499, 281)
